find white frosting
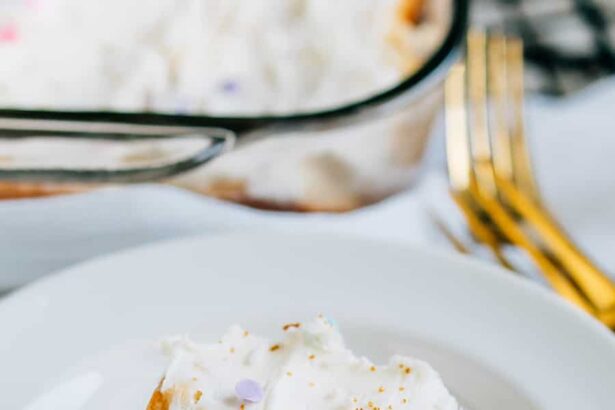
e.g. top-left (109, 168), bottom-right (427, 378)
top-left (157, 317), bottom-right (459, 409)
top-left (0, 0), bottom-right (446, 115)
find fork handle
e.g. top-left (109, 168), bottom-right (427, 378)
top-left (450, 191), bottom-right (515, 270)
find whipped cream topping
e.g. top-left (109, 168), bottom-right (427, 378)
top-left (153, 317), bottom-right (459, 409)
top-left (0, 0), bottom-right (447, 115)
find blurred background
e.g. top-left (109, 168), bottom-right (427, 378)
top-left (0, 0), bottom-right (614, 295)
top-left (475, 0), bottom-right (615, 95)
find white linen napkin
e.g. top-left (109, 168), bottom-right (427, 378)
top-left (1, 77), bottom-right (614, 290)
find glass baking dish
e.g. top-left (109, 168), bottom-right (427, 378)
top-left (0, 0), bottom-right (468, 211)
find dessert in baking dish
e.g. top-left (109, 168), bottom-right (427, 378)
top-left (147, 317), bottom-right (459, 409)
top-left (0, 0), bottom-right (446, 114)
top-left (0, 0), bottom-right (450, 210)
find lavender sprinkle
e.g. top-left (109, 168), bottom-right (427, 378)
top-left (235, 379), bottom-right (264, 403)
top-left (221, 80), bottom-right (239, 93)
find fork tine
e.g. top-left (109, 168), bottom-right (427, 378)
top-left (428, 208), bottom-right (472, 254)
top-left (449, 191), bottom-right (517, 270)
top-left (467, 30), bottom-right (497, 198)
top-left (506, 38), bottom-right (541, 204)
top-left (445, 64), bottom-right (472, 192)
top-left (445, 61), bottom-right (514, 269)
top-left (488, 34), bottom-right (515, 182)
top-left (430, 200), bottom-right (517, 270)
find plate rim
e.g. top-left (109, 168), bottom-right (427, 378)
top-left (1, 230), bottom-right (613, 344)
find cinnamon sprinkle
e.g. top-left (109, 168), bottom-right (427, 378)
top-left (282, 322), bottom-right (301, 331)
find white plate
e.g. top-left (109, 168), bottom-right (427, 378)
top-left (0, 232), bottom-right (614, 409)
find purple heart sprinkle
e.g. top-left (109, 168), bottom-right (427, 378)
top-left (235, 379), bottom-right (264, 403)
top-left (221, 80), bottom-right (239, 93)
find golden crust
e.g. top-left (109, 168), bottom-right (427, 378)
top-left (0, 182), bottom-right (89, 200)
top-left (386, 0), bottom-right (429, 74)
top-left (200, 178), bottom-right (364, 213)
top-left (397, 0), bottom-right (426, 25)
top-left (0, 179), bottom-right (368, 212)
top-left (146, 390), bottom-right (170, 410)
top-left (146, 380), bottom-right (171, 410)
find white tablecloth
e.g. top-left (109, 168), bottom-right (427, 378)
top-left (1, 77), bottom-right (614, 290)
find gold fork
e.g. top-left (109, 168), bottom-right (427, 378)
top-left (445, 30), bottom-right (615, 326)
